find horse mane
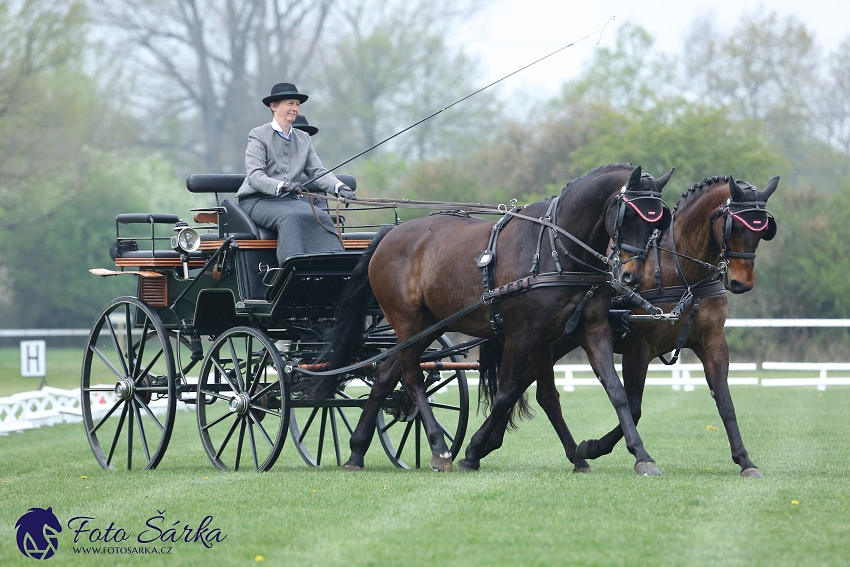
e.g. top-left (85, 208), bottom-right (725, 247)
top-left (563, 162), bottom-right (635, 193)
top-left (671, 175), bottom-right (731, 215)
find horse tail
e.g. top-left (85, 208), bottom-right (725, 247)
top-left (310, 225), bottom-right (394, 398)
top-left (477, 339), bottom-right (532, 430)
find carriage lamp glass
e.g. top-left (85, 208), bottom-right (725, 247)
top-left (171, 225), bottom-right (200, 253)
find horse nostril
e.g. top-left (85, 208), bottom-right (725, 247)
top-left (729, 280), bottom-right (750, 294)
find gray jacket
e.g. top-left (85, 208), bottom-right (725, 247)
top-left (236, 122), bottom-right (340, 200)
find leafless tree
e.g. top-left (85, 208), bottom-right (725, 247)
top-left (90, 0), bottom-right (335, 172)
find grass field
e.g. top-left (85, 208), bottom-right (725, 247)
top-left (2, 345), bottom-right (849, 566)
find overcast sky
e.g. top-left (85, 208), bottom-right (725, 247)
top-left (458, 1), bottom-right (848, 101)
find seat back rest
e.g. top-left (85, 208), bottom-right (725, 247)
top-left (221, 199), bottom-right (260, 238)
top-left (186, 174), bottom-right (246, 193)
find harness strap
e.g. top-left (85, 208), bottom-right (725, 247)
top-left (658, 302), bottom-right (700, 366)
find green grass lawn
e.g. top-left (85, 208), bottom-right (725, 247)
top-left (1, 362), bottom-right (849, 567)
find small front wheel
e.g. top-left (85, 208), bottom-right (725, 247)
top-left (196, 327), bottom-right (289, 471)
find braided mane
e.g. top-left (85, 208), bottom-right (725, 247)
top-left (671, 175), bottom-right (730, 214)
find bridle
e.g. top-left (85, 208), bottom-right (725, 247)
top-left (709, 189), bottom-right (776, 268)
top-left (606, 185), bottom-right (671, 269)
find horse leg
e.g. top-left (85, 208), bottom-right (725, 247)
top-left (343, 353), bottom-right (403, 471)
top-left (535, 374), bottom-right (592, 472)
top-left (577, 346), bottom-right (651, 461)
top-left (459, 342), bottom-right (538, 472)
top-left (396, 345), bottom-right (455, 472)
top-left (579, 319), bottom-right (659, 475)
top-left (692, 335), bottom-right (763, 477)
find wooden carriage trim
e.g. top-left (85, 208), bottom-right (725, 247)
top-left (196, 239), bottom-right (372, 250)
top-left (114, 258), bottom-right (207, 268)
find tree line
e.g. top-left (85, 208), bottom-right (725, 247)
top-left (0, 0), bottom-right (848, 359)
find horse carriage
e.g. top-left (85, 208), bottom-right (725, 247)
top-left (81, 163), bottom-right (779, 477)
top-left (81, 173), bottom-right (476, 472)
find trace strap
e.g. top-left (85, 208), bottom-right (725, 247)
top-left (293, 271), bottom-right (608, 378)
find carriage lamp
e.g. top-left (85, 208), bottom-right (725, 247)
top-left (171, 222), bottom-right (200, 279)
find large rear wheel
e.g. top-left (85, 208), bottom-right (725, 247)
top-left (81, 297), bottom-right (177, 471)
top-left (196, 327), bottom-right (289, 472)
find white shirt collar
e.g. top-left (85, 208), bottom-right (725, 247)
top-left (270, 119), bottom-right (292, 139)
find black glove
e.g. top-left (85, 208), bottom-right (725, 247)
top-left (336, 185), bottom-right (356, 201)
top-left (278, 181), bottom-right (303, 198)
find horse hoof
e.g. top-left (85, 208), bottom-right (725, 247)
top-left (741, 467), bottom-right (764, 478)
top-left (429, 454), bottom-right (452, 473)
top-left (457, 459), bottom-right (479, 473)
top-left (343, 463), bottom-right (364, 472)
top-left (575, 440), bottom-right (590, 460)
top-left (572, 466), bottom-right (592, 474)
top-left (635, 461), bottom-right (661, 476)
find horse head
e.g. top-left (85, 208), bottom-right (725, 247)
top-left (605, 164), bottom-right (674, 287)
top-left (710, 175), bottom-right (779, 293)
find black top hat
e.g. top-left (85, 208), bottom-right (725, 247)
top-left (262, 82), bottom-right (309, 106)
top-left (292, 114), bottom-right (318, 136)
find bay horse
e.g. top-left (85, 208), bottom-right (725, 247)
top-left (480, 175), bottom-right (779, 476)
top-left (317, 163), bottom-right (674, 473)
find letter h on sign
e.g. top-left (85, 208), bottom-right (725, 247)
top-left (20, 340), bottom-right (47, 388)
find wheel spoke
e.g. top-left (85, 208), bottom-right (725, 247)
top-left (395, 420), bottom-right (414, 460)
top-left (234, 419), bottom-right (246, 471)
top-left (425, 373), bottom-right (458, 397)
top-left (380, 416), bottom-right (400, 434)
top-left (199, 389), bottom-right (235, 403)
top-left (437, 419), bottom-right (454, 443)
top-left (249, 380), bottom-right (279, 402)
top-left (90, 345), bottom-right (126, 381)
top-left (249, 404), bottom-right (281, 418)
top-left (214, 417), bottom-right (241, 458)
top-left (248, 421), bottom-right (259, 470)
top-left (316, 408), bottom-right (328, 466)
top-left (106, 402), bottom-right (129, 466)
top-left (106, 315), bottom-right (130, 378)
top-left (298, 407), bottom-right (320, 443)
top-left (133, 401), bottom-right (152, 463)
top-left (429, 402), bottom-right (461, 411)
top-left (211, 355), bottom-right (240, 392)
top-left (132, 317), bottom-right (152, 380)
top-left (135, 348), bottom-right (164, 386)
top-left (134, 394), bottom-right (164, 432)
top-left (126, 403), bottom-right (134, 470)
top-left (249, 412), bottom-right (275, 448)
top-left (329, 407), bottom-right (341, 466)
top-left (227, 337), bottom-right (245, 390)
top-left (125, 303), bottom-right (135, 378)
top-left (336, 406), bottom-right (355, 434)
top-left (247, 350), bottom-right (270, 396)
top-left (89, 399), bottom-right (124, 435)
top-left (202, 409), bottom-right (235, 432)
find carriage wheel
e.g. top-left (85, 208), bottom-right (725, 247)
top-left (376, 334), bottom-right (470, 469)
top-left (81, 297), bottom-right (177, 471)
top-left (288, 383), bottom-right (361, 468)
top-left (196, 327), bottom-right (289, 472)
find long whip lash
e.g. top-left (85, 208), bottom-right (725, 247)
top-left (306, 16), bottom-right (615, 186)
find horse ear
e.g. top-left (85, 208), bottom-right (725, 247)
top-left (729, 176), bottom-right (745, 202)
top-left (761, 176), bottom-right (780, 201)
top-left (627, 165), bottom-right (642, 190)
top-left (655, 167), bottom-right (675, 190)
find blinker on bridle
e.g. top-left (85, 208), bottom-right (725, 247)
top-left (608, 185), bottom-right (671, 267)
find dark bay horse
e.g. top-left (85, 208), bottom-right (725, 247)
top-left (318, 164), bottom-right (674, 473)
top-left (484, 175), bottom-right (779, 476)
top-left (574, 175), bottom-right (779, 475)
